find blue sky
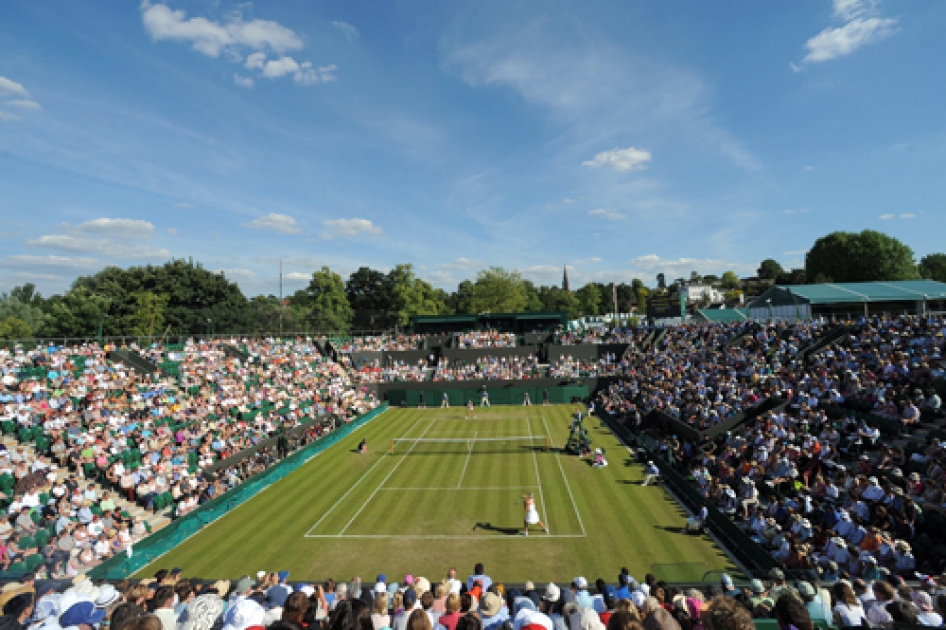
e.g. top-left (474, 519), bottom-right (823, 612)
top-left (1, 0), bottom-right (944, 297)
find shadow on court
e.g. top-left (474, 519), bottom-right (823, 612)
top-left (472, 522), bottom-right (522, 536)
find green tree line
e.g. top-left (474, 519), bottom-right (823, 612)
top-left (1, 230), bottom-right (944, 339)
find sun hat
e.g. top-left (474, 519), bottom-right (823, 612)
top-left (222, 597), bottom-right (265, 630)
top-left (481, 592), bottom-right (503, 617)
top-left (720, 574), bottom-right (733, 590)
top-left (749, 579), bottom-right (765, 594)
top-left (60, 601), bottom-right (106, 627)
top-left (374, 583), bottom-right (387, 595)
top-left (94, 585), bottom-right (120, 608)
top-left (543, 584), bottom-right (561, 603)
top-left (181, 594), bottom-right (225, 630)
top-left (573, 577), bottom-right (588, 590)
top-left (797, 582), bottom-right (815, 598)
top-left (414, 578), bottom-right (431, 595)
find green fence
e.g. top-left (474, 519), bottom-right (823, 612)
top-left (387, 385), bottom-right (588, 407)
top-left (81, 404), bottom-right (388, 580)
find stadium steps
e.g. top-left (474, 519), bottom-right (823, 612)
top-left (107, 349), bottom-right (159, 378)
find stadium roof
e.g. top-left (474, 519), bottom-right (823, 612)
top-left (694, 308), bottom-right (749, 323)
top-left (749, 280), bottom-right (946, 308)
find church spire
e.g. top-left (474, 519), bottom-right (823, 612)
top-left (562, 265), bottom-right (570, 292)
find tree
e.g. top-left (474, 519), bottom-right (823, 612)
top-left (690, 271), bottom-right (702, 283)
top-left (805, 230), bottom-right (919, 283)
top-left (0, 317), bottom-right (31, 340)
top-left (635, 287), bottom-right (649, 313)
top-left (9, 284), bottom-right (43, 308)
top-left (575, 283), bottom-right (602, 316)
top-left (757, 259), bottom-right (785, 281)
top-left (41, 287), bottom-right (108, 338)
top-left (71, 259), bottom-right (249, 336)
top-left (522, 281), bottom-right (543, 312)
top-left (347, 267), bottom-right (392, 331)
top-left (537, 286), bottom-right (579, 318)
top-left (453, 280), bottom-right (475, 314)
top-left (469, 267), bottom-right (527, 313)
top-left (721, 271), bottom-right (740, 289)
top-left (387, 264), bottom-right (447, 327)
top-left (919, 254), bottom-right (946, 283)
top-left (304, 267), bottom-right (353, 333)
top-left (656, 273), bottom-right (666, 290)
top-left (778, 268), bottom-right (807, 285)
top-left (0, 294), bottom-right (47, 335)
top-left (127, 292), bottom-right (169, 338)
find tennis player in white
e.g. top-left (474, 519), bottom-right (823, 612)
top-left (522, 493), bottom-right (548, 536)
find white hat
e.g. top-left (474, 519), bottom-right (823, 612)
top-left (374, 583), bottom-right (387, 595)
top-left (573, 577), bottom-right (588, 590)
top-left (222, 597), bottom-right (265, 630)
top-left (630, 591), bottom-right (646, 608)
top-left (544, 583), bottom-right (561, 603)
top-left (256, 571), bottom-right (266, 581)
top-left (94, 585), bottom-right (120, 608)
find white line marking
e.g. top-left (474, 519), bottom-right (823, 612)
top-left (528, 416), bottom-right (550, 534)
top-left (338, 418), bottom-right (436, 535)
top-left (542, 414), bottom-right (586, 536)
top-left (457, 430), bottom-right (477, 488)
top-left (304, 533), bottom-right (586, 539)
top-left (304, 415), bottom-right (423, 537)
top-left (380, 486), bottom-right (539, 491)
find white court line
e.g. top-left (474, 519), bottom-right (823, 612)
top-left (542, 414), bottom-right (586, 536)
top-left (381, 486), bottom-right (539, 491)
top-left (304, 533), bottom-right (586, 539)
top-left (337, 418), bottom-right (436, 535)
top-left (304, 415), bottom-right (424, 537)
top-left (457, 430), bottom-right (477, 488)
top-left (528, 416), bottom-right (550, 534)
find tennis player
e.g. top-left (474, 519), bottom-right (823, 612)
top-left (466, 399), bottom-right (476, 420)
top-left (522, 493), bottom-right (548, 536)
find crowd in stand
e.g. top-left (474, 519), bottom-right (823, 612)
top-left (595, 314), bottom-right (946, 581)
top-left (432, 357), bottom-right (541, 382)
top-left (547, 357), bottom-right (627, 379)
top-left (335, 336), bottom-right (425, 353)
top-left (2, 560), bottom-right (946, 630)
top-left (0, 338), bottom-right (378, 577)
top-left (453, 332), bottom-right (517, 349)
top-left (557, 329), bottom-right (648, 346)
top-left (351, 361), bottom-right (428, 384)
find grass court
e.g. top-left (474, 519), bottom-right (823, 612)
top-left (138, 405), bottom-right (735, 582)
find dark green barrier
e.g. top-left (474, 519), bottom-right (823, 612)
top-left (388, 385), bottom-right (587, 407)
top-left (84, 404), bottom-right (388, 580)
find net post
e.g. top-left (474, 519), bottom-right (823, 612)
top-left (390, 439), bottom-right (394, 455)
top-left (545, 435), bottom-right (550, 452)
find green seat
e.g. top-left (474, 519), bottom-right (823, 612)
top-left (34, 530), bottom-right (49, 550)
top-left (25, 554), bottom-right (44, 571)
top-left (7, 561), bottom-right (27, 573)
top-left (18, 427), bottom-right (31, 443)
top-left (19, 535), bottom-right (35, 550)
top-left (0, 474), bottom-right (14, 492)
top-left (30, 510), bottom-right (41, 524)
top-left (1, 420), bottom-right (15, 435)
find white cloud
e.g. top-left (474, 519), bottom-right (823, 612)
top-left (803, 17), bottom-right (897, 63)
top-left (284, 271), bottom-right (311, 282)
top-left (784, 208), bottom-right (810, 215)
top-left (216, 268), bottom-right (256, 281)
top-left (627, 254), bottom-right (753, 279)
top-left (233, 74), bottom-right (254, 88)
top-left (141, 2), bottom-right (303, 57)
top-left (588, 208), bottom-right (626, 221)
top-left (7, 99), bottom-right (41, 111)
top-left (438, 257), bottom-right (481, 270)
top-left (804, 165), bottom-right (815, 171)
top-left (141, 2), bottom-right (333, 87)
top-left (262, 56), bottom-right (299, 77)
top-left (783, 250), bottom-right (808, 256)
top-left (563, 198), bottom-right (575, 204)
top-left (243, 212), bottom-right (301, 234)
top-left (332, 21), bottom-right (359, 40)
top-left (321, 218), bottom-right (382, 239)
top-left (878, 213), bottom-right (895, 220)
top-left (74, 218), bottom-right (155, 239)
top-left (833, 0), bottom-right (869, 21)
top-left (0, 255), bottom-right (99, 269)
top-left (245, 51), bottom-right (267, 69)
top-left (0, 76), bottom-right (28, 98)
top-left (27, 235), bottom-right (170, 259)
top-left (0, 109), bottom-right (20, 121)
top-left (899, 213), bottom-right (916, 219)
top-left (583, 146), bottom-right (652, 172)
